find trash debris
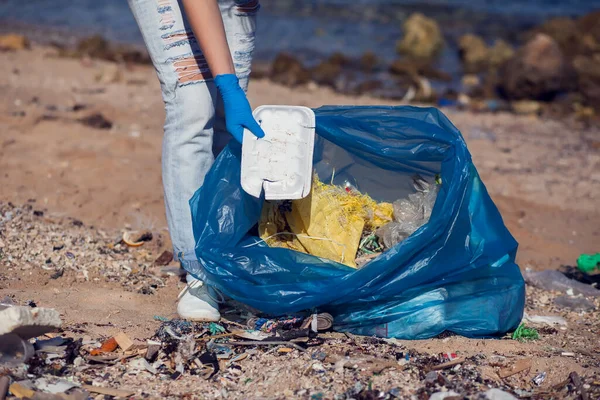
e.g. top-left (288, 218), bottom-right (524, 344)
top-left (498, 358), bottom-right (532, 378)
top-left (523, 314), bottom-right (567, 326)
top-left (533, 371), bottom-right (547, 386)
top-left (561, 352), bottom-right (576, 357)
top-left (9, 383), bottom-right (34, 399)
top-left (258, 174), bottom-right (393, 268)
top-left (376, 175), bottom-right (439, 249)
top-left (122, 231), bottom-right (152, 247)
top-left (154, 250), bottom-right (174, 266)
top-left (511, 323), bottom-right (539, 341)
top-left (523, 269), bottom-right (600, 297)
top-left (113, 331), bottom-right (134, 351)
top-left (430, 391), bottom-right (460, 400)
top-left (34, 378), bottom-right (79, 394)
top-left (0, 305), bottom-right (62, 339)
top-left (577, 253), bottom-right (600, 273)
top-left (0, 333), bottom-right (34, 365)
top-left (485, 388), bottom-right (518, 400)
top-left (89, 337), bottom-right (118, 356)
top-left (554, 295), bottom-right (595, 311)
top-left (81, 384), bottom-right (135, 398)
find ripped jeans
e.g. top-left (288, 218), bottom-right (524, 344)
top-left (127, 0), bottom-right (259, 258)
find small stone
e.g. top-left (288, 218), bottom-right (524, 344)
top-left (430, 391), bottom-right (459, 400)
top-left (485, 388), bottom-right (518, 400)
top-left (425, 371), bottom-right (439, 383)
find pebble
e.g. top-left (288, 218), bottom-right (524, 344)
top-left (430, 391), bottom-right (460, 400)
top-left (485, 388), bottom-right (518, 400)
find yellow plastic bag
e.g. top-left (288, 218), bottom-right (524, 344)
top-left (259, 176), bottom-right (393, 268)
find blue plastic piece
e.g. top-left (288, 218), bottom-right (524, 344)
top-left (182, 106), bottom-right (525, 339)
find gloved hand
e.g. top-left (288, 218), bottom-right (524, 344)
top-left (214, 74), bottom-right (265, 143)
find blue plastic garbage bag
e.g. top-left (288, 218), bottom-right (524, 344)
top-left (182, 106), bottom-right (525, 339)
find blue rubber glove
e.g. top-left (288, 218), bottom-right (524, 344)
top-left (214, 74), bottom-right (265, 143)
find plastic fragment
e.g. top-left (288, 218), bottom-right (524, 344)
top-left (533, 372), bottom-right (547, 386)
top-left (554, 295), bottom-right (595, 311)
top-left (511, 323), bottom-right (539, 341)
top-left (523, 269), bottom-right (600, 297)
top-left (523, 314), bottom-right (567, 326)
top-left (577, 253), bottom-right (600, 273)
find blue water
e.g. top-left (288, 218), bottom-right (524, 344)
top-left (0, 0), bottom-right (598, 97)
top-left (1, 0), bottom-right (598, 63)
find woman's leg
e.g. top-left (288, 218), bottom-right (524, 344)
top-left (127, 0), bottom-right (259, 320)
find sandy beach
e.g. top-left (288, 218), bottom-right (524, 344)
top-left (1, 43), bottom-right (600, 399)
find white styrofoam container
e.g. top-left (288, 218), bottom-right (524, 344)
top-left (241, 105), bottom-right (315, 200)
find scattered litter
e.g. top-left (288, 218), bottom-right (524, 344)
top-left (511, 323), bottom-right (539, 341)
top-left (145, 340), bottom-right (161, 362)
top-left (154, 250), bottom-right (174, 266)
top-left (113, 331), bottom-right (134, 351)
top-left (0, 333), bottom-right (34, 366)
top-left (577, 253), bottom-right (600, 273)
top-left (128, 357), bottom-right (157, 374)
top-left (554, 295), bottom-right (595, 311)
top-left (533, 372), bottom-right (547, 386)
top-left (258, 174), bottom-right (393, 268)
top-left (90, 337), bottom-right (118, 355)
top-left (0, 305), bottom-right (62, 339)
top-left (81, 384), bottom-right (135, 398)
top-left (498, 358), bottom-right (532, 378)
top-left (376, 175), bottom-right (439, 250)
top-left (277, 347), bottom-right (294, 353)
top-left (523, 314), bottom-right (567, 326)
top-left (8, 383), bottom-right (34, 399)
top-left (561, 352), bottom-right (576, 357)
top-left (430, 358), bottom-right (464, 371)
top-left (430, 391), bottom-right (460, 400)
top-left (523, 269), bottom-right (600, 297)
top-left (485, 388), bottom-right (517, 400)
top-left (122, 231), bottom-right (152, 247)
top-left (34, 378), bottom-right (79, 394)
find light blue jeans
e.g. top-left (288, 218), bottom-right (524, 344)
top-left (127, 0), bottom-right (259, 258)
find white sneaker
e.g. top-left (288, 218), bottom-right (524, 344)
top-left (177, 277), bottom-right (221, 321)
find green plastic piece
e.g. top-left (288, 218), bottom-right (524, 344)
top-left (577, 253), bottom-right (600, 273)
top-left (209, 322), bottom-right (226, 335)
top-left (512, 323), bottom-right (539, 341)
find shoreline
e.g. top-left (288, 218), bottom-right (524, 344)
top-left (2, 9), bottom-right (600, 119)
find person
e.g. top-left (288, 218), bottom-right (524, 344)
top-left (127, 0), bottom-right (265, 321)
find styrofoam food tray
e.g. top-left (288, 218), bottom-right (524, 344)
top-left (241, 105), bottom-right (315, 200)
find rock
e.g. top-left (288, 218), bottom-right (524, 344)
top-left (389, 59), bottom-right (451, 81)
top-left (459, 34), bottom-right (488, 73)
top-left (573, 55), bottom-right (600, 109)
top-left (488, 40), bottom-right (515, 68)
top-left (499, 34), bottom-right (575, 101)
top-left (511, 100), bottom-right (542, 115)
top-left (0, 306), bottom-right (61, 339)
top-left (485, 388), bottom-right (517, 400)
top-left (360, 52), bottom-right (379, 72)
top-left (0, 34), bottom-right (30, 51)
top-left (352, 80), bottom-right (383, 96)
top-left (396, 13), bottom-right (444, 60)
top-left (533, 17), bottom-right (583, 58)
top-left (430, 391), bottom-right (459, 400)
top-left (311, 53), bottom-right (349, 88)
top-left (270, 53), bottom-right (311, 87)
top-left (579, 11), bottom-right (600, 43)
top-left (76, 35), bottom-right (111, 60)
